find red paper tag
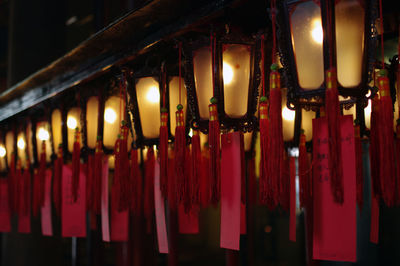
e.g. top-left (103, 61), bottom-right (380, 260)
top-left (178, 204), bottom-right (199, 234)
top-left (111, 180), bottom-right (129, 242)
top-left (240, 203), bottom-right (246, 235)
top-left (41, 169), bottom-right (53, 236)
top-left (312, 115), bottom-right (356, 262)
top-left (18, 171), bottom-right (31, 234)
top-left (154, 160), bottom-right (169, 253)
top-left (220, 132), bottom-right (242, 251)
top-left (62, 164), bottom-right (87, 238)
top-left (0, 179), bottom-right (11, 232)
top-left (289, 156), bottom-right (296, 242)
top-left (101, 160), bottom-right (110, 242)
top-left (370, 194), bottom-right (379, 244)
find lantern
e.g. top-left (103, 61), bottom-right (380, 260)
top-left (277, 0), bottom-right (377, 131)
top-left (51, 109), bottom-right (63, 152)
top-left (183, 28), bottom-right (260, 132)
top-left (0, 141), bottom-right (6, 172)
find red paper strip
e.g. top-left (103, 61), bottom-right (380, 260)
top-left (101, 160), bottom-right (110, 242)
top-left (289, 156), bottom-right (296, 242)
top-left (111, 178), bottom-right (129, 242)
top-left (0, 179), bottom-right (11, 232)
top-left (220, 132), bottom-right (242, 251)
top-left (178, 204), bottom-right (199, 234)
top-left (312, 115), bottom-right (356, 262)
top-left (154, 160), bottom-right (169, 253)
top-left (370, 194), bottom-right (379, 244)
top-left (62, 164), bottom-right (87, 238)
top-left (240, 203), bottom-right (246, 235)
top-left (41, 169), bottom-right (53, 236)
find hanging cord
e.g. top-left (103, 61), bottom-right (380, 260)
top-left (270, 0), bottom-right (277, 65)
top-left (210, 33), bottom-right (216, 98)
top-left (178, 42), bottom-right (182, 105)
top-left (379, 0), bottom-right (385, 69)
top-left (261, 34), bottom-right (266, 97)
top-left (325, 0), bottom-right (334, 68)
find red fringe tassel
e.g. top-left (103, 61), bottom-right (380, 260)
top-left (208, 103), bottom-right (220, 205)
top-left (130, 149), bottom-right (142, 215)
top-left (159, 112), bottom-right (169, 199)
top-left (71, 129), bottom-right (81, 202)
top-left (370, 96), bottom-right (381, 199)
top-left (191, 131), bottom-right (201, 206)
top-left (259, 102), bottom-right (269, 205)
top-left (53, 145), bottom-right (63, 216)
top-left (299, 133), bottom-right (310, 208)
top-left (174, 110), bottom-right (186, 205)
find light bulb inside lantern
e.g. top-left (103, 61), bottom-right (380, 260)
top-left (38, 128), bottom-right (50, 141)
top-left (282, 106), bottom-right (296, 121)
top-left (311, 19), bottom-right (323, 44)
top-left (104, 108), bottom-right (117, 124)
top-left (0, 146), bottom-right (6, 157)
top-left (188, 128), bottom-right (193, 137)
top-left (223, 62), bottom-right (234, 85)
top-left (146, 86), bottom-right (160, 103)
top-left (67, 116), bottom-right (78, 129)
top-left (17, 138), bottom-right (26, 150)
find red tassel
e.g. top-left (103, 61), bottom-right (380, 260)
top-left (377, 73), bottom-right (396, 207)
top-left (119, 124), bottom-right (130, 210)
top-left (191, 131), bottom-right (201, 206)
top-left (86, 155), bottom-right (94, 211)
top-left (208, 102), bottom-right (220, 205)
top-left (21, 165), bottom-right (31, 216)
top-left (299, 132), bottom-right (310, 208)
top-left (370, 96), bottom-right (381, 199)
top-left (167, 156), bottom-right (177, 210)
top-left (53, 144), bottom-right (63, 216)
top-left (200, 146), bottom-right (210, 208)
top-left (144, 147), bottom-right (155, 227)
top-left (93, 138), bottom-right (103, 214)
top-left (14, 160), bottom-right (22, 215)
top-left (279, 151), bottom-right (290, 212)
top-left (130, 149), bottom-right (142, 215)
top-left (396, 122), bottom-right (400, 205)
top-left (34, 140), bottom-right (47, 216)
top-left (174, 109), bottom-right (186, 205)
top-left (7, 154), bottom-right (16, 215)
top-left (71, 128), bottom-right (81, 202)
top-left (32, 169), bottom-right (41, 217)
top-left (354, 123), bottom-right (364, 210)
top-left (183, 146), bottom-right (192, 212)
top-left (259, 101), bottom-right (269, 205)
top-left (265, 67), bottom-right (283, 210)
top-left (159, 112), bottom-right (169, 199)
top-left (325, 68), bottom-right (343, 204)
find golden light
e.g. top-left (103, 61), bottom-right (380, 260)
top-left (38, 128), bottom-right (50, 141)
top-left (146, 86), bottom-right (160, 103)
top-left (0, 146), bottom-right (6, 158)
top-left (104, 107), bottom-right (117, 124)
top-left (17, 138), bottom-right (26, 150)
top-left (223, 62), bottom-right (234, 85)
top-left (364, 99), bottom-right (372, 129)
top-left (282, 106), bottom-right (296, 121)
top-left (188, 128), bottom-right (193, 137)
top-left (67, 116), bottom-right (78, 129)
top-left (311, 19), bottom-right (323, 44)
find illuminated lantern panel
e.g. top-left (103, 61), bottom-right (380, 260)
top-left (86, 96), bottom-right (99, 149)
top-left (281, 88), bottom-right (295, 141)
top-left (51, 109), bottom-right (62, 152)
top-left (169, 76), bottom-right (187, 135)
top-left (5, 131), bottom-right (14, 167)
top-left (103, 96), bottom-right (122, 149)
top-left (193, 47), bottom-right (213, 120)
top-left (36, 121), bottom-right (52, 163)
top-left (290, 0), bottom-right (324, 90)
top-left (335, 0), bottom-right (365, 88)
top-left (17, 132), bottom-right (27, 167)
top-left (0, 143), bottom-right (6, 171)
top-left (223, 44), bottom-right (251, 118)
top-left (301, 109), bottom-right (314, 141)
top-left (136, 77), bottom-right (160, 139)
top-left (364, 99), bottom-right (371, 129)
top-left (67, 107), bottom-right (82, 153)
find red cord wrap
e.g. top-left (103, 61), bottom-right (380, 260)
top-left (71, 129), bottom-right (81, 202)
top-left (53, 145), bottom-right (63, 216)
top-left (378, 76), bottom-right (396, 207)
top-left (354, 125), bottom-right (364, 210)
top-left (191, 131), bottom-right (201, 206)
top-left (259, 102), bottom-right (269, 205)
top-left (159, 112), bottom-right (168, 199)
top-left (130, 149), bottom-right (142, 215)
top-left (208, 104), bottom-right (220, 205)
top-left (325, 68), bottom-right (343, 204)
top-left (174, 110), bottom-right (186, 205)
top-left (299, 133), bottom-right (310, 208)
top-left (265, 70), bottom-right (283, 210)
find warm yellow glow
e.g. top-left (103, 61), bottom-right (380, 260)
top-left (38, 128), bottom-right (50, 141)
top-left (311, 19), bottom-right (323, 44)
top-left (0, 146), bottom-right (6, 158)
top-left (223, 62), bottom-right (234, 85)
top-left (282, 106), bottom-right (296, 121)
top-left (104, 107), bottom-right (117, 124)
top-left (189, 129), bottom-right (193, 137)
top-left (146, 86), bottom-right (160, 103)
top-left (67, 116), bottom-right (78, 129)
top-left (17, 138), bottom-right (26, 150)
top-left (365, 99), bottom-right (372, 128)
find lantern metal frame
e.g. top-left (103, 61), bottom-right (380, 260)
top-left (276, 0), bottom-right (378, 112)
top-left (183, 28), bottom-right (261, 134)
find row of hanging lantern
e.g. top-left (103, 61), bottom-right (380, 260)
top-left (0, 0), bottom-right (398, 210)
